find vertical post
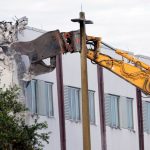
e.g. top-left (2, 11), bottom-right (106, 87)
top-left (71, 12), bottom-right (93, 150)
top-left (56, 54), bottom-right (66, 150)
top-left (97, 66), bottom-right (107, 150)
top-left (80, 12), bottom-right (91, 150)
top-left (136, 88), bottom-right (144, 150)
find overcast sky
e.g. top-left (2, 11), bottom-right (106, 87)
top-left (0, 0), bottom-right (150, 56)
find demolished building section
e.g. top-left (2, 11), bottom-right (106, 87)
top-left (0, 17), bottom-right (28, 88)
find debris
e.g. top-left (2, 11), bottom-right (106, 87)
top-left (0, 16), bottom-right (28, 46)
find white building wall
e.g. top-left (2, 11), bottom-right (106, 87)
top-left (103, 68), bottom-right (139, 150)
top-left (63, 53), bottom-right (101, 150)
top-left (17, 27), bottom-right (150, 150)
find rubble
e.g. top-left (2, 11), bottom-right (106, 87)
top-left (0, 17), bottom-right (28, 87)
top-left (0, 16), bottom-right (28, 46)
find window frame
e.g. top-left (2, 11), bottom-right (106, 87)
top-left (64, 85), bottom-right (96, 125)
top-left (88, 90), bottom-right (96, 125)
top-left (25, 79), bottom-right (54, 118)
top-left (126, 97), bottom-right (134, 130)
top-left (143, 101), bottom-right (150, 134)
top-left (45, 81), bottom-right (54, 117)
top-left (68, 86), bottom-right (81, 122)
top-left (105, 93), bottom-right (120, 129)
top-left (109, 94), bottom-right (120, 128)
top-left (105, 93), bottom-right (135, 131)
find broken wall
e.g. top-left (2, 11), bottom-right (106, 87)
top-left (0, 17), bottom-right (28, 102)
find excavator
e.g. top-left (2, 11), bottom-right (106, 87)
top-left (11, 30), bottom-right (150, 95)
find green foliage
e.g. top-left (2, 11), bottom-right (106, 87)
top-left (0, 86), bottom-right (50, 150)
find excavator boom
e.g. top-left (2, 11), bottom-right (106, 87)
top-left (86, 36), bottom-right (150, 95)
top-left (87, 50), bottom-right (150, 95)
top-left (11, 30), bottom-right (150, 95)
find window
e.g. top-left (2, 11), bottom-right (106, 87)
top-left (119, 97), bottom-right (134, 130)
top-left (126, 98), bottom-right (134, 129)
top-left (45, 82), bottom-right (54, 117)
top-left (143, 101), bottom-right (150, 133)
top-left (26, 80), bottom-right (54, 117)
top-left (25, 80), bottom-right (37, 113)
top-left (88, 91), bottom-right (95, 124)
top-left (105, 94), bottom-right (134, 130)
top-left (105, 94), bottom-right (120, 128)
top-left (64, 86), bottom-right (96, 124)
top-left (64, 86), bottom-right (80, 122)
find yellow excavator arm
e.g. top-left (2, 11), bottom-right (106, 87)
top-left (86, 36), bottom-right (150, 95)
top-left (11, 30), bottom-right (150, 95)
top-left (87, 49), bottom-right (150, 95)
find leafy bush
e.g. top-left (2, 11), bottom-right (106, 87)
top-left (0, 86), bottom-right (50, 150)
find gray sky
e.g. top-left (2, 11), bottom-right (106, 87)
top-left (0, 0), bottom-right (150, 56)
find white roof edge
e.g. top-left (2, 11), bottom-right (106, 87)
top-left (122, 50), bottom-right (134, 55)
top-left (25, 26), bottom-right (47, 33)
top-left (101, 45), bottom-right (134, 55)
top-left (135, 54), bottom-right (150, 60)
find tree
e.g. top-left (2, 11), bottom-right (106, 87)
top-left (0, 86), bottom-right (50, 150)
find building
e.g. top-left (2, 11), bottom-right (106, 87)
top-left (1, 25), bottom-right (150, 150)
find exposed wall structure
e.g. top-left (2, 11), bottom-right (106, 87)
top-left (0, 16), bottom-right (28, 46)
top-left (0, 17), bottom-right (28, 88)
top-left (0, 47), bottom-right (13, 88)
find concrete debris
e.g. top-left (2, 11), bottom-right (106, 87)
top-left (0, 16), bottom-right (28, 88)
top-left (0, 16), bottom-right (28, 46)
